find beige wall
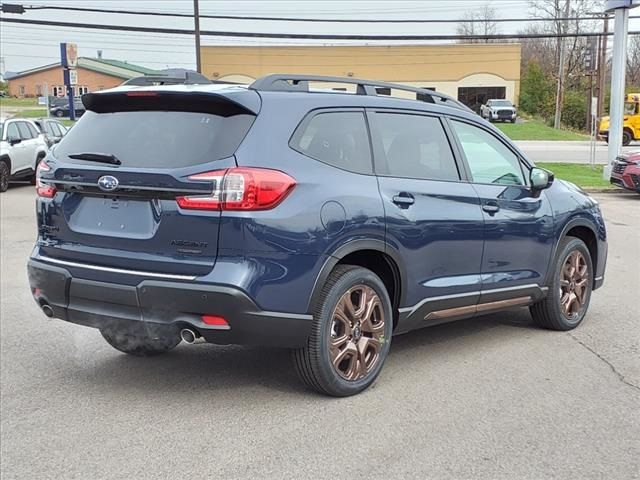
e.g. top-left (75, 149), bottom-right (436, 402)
top-left (202, 43), bottom-right (521, 103)
top-left (8, 67), bottom-right (124, 97)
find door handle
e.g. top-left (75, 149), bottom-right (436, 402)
top-left (392, 193), bottom-right (415, 207)
top-left (482, 203), bottom-right (500, 215)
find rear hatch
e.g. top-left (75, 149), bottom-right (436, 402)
top-left (36, 88), bottom-right (259, 277)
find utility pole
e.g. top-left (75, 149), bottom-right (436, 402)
top-left (554, 0), bottom-right (571, 129)
top-left (603, 0), bottom-right (637, 180)
top-left (596, 14), bottom-right (609, 119)
top-left (193, 0), bottom-right (202, 73)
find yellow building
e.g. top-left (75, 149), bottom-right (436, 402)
top-left (201, 43), bottom-right (521, 111)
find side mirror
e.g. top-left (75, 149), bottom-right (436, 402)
top-left (530, 167), bottom-right (554, 191)
top-left (8, 136), bottom-right (21, 146)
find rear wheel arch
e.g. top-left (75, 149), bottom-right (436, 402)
top-left (309, 241), bottom-right (405, 330)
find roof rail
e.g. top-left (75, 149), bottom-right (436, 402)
top-left (249, 74), bottom-right (472, 112)
top-left (122, 72), bottom-right (213, 86)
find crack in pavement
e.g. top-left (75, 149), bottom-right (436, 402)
top-left (567, 332), bottom-right (640, 393)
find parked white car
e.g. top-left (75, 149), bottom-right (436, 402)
top-left (0, 118), bottom-right (49, 192)
top-left (480, 99), bottom-right (518, 123)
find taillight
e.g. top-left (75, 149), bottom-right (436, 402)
top-left (176, 167), bottom-right (296, 211)
top-left (36, 160), bottom-right (57, 198)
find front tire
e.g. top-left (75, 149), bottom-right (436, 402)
top-left (100, 327), bottom-right (181, 356)
top-left (622, 130), bottom-right (632, 146)
top-left (0, 160), bottom-right (9, 193)
top-left (293, 265), bottom-right (393, 397)
top-left (530, 237), bottom-right (593, 331)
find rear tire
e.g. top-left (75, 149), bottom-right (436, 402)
top-left (100, 328), bottom-right (181, 356)
top-left (622, 130), bottom-right (632, 146)
top-left (292, 265), bottom-right (393, 397)
top-left (530, 237), bottom-right (593, 331)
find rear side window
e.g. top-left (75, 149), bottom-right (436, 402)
top-left (17, 122), bottom-right (35, 140)
top-left (371, 112), bottom-right (459, 181)
top-left (45, 123), bottom-right (56, 136)
top-left (56, 110), bottom-right (255, 168)
top-left (290, 111), bottom-right (372, 174)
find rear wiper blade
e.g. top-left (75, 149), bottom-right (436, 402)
top-left (67, 152), bottom-right (122, 165)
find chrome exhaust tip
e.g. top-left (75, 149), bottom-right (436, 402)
top-left (180, 328), bottom-right (205, 344)
top-left (41, 304), bottom-right (54, 318)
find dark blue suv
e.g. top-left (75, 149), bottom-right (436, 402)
top-left (28, 74), bottom-right (607, 396)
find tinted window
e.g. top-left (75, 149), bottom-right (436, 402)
top-left (290, 111), bottom-right (372, 174)
top-left (44, 122), bottom-right (56, 136)
top-left (56, 111), bottom-right (255, 168)
top-left (6, 123), bottom-right (19, 140)
top-left (27, 123), bottom-right (40, 138)
top-left (451, 120), bottom-right (526, 186)
top-left (17, 122), bottom-right (34, 140)
top-left (373, 113), bottom-right (459, 181)
top-left (52, 123), bottom-right (65, 136)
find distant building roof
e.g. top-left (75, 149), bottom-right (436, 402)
top-left (7, 57), bottom-right (160, 81)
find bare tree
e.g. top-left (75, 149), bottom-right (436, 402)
top-left (627, 35), bottom-right (640, 87)
top-left (526, 0), bottom-right (598, 81)
top-left (456, 4), bottom-right (499, 43)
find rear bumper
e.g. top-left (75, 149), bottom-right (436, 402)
top-left (27, 257), bottom-right (313, 348)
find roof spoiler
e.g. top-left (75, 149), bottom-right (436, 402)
top-left (122, 72), bottom-right (214, 86)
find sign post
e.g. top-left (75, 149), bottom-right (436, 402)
top-left (60, 42), bottom-right (78, 121)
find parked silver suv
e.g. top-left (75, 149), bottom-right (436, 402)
top-left (0, 118), bottom-right (49, 192)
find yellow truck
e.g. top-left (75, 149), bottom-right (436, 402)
top-left (598, 93), bottom-right (640, 146)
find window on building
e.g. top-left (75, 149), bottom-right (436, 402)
top-left (451, 120), bottom-right (525, 186)
top-left (76, 86), bottom-right (89, 95)
top-left (52, 86), bottom-right (64, 97)
top-left (458, 87), bottom-right (506, 113)
top-left (416, 87), bottom-right (437, 102)
top-left (18, 85), bottom-right (26, 97)
top-left (35, 85), bottom-right (43, 96)
top-left (98, 85), bottom-right (105, 91)
top-left (372, 112), bottom-right (459, 181)
top-left (290, 111), bottom-right (373, 174)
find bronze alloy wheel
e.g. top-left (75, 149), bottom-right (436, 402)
top-left (329, 285), bottom-right (385, 381)
top-left (559, 250), bottom-right (589, 319)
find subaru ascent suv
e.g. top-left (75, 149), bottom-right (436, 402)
top-left (28, 74), bottom-right (607, 397)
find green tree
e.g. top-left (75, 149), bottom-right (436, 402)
top-left (519, 61), bottom-right (555, 118)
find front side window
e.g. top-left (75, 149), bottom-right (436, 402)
top-left (451, 120), bottom-right (526, 186)
top-left (290, 111), bottom-right (372, 174)
top-left (372, 112), bottom-right (459, 181)
top-left (624, 102), bottom-right (638, 115)
top-left (6, 123), bottom-right (19, 141)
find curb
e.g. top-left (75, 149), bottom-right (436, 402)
top-left (583, 188), bottom-right (638, 194)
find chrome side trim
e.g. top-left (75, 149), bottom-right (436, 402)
top-left (399, 283), bottom-right (545, 317)
top-left (595, 276), bottom-right (603, 281)
top-left (33, 255), bottom-right (197, 281)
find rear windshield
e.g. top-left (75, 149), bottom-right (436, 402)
top-left (55, 110), bottom-right (254, 168)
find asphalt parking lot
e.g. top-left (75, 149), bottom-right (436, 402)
top-left (1, 184), bottom-right (639, 480)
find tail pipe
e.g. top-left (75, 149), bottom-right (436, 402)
top-left (41, 303), bottom-right (54, 318)
top-left (180, 328), bottom-right (206, 345)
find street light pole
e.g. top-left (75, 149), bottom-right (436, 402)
top-left (193, 0), bottom-right (202, 73)
top-left (603, 0), bottom-right (636, 179)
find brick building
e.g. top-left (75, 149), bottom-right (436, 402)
top-left (6, 57), bottom-right (159, 97)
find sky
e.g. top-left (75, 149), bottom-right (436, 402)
top-left (1, 0), bottom-right (639, 74)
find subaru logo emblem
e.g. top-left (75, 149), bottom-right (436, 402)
top-left (98, 175), bottom-right (119, 192)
